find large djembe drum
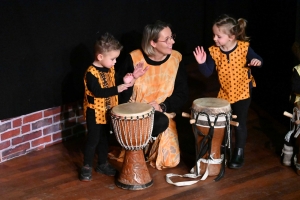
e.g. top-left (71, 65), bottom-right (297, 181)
top-left (111, 102), bottom-right (154, 190)
top-left (190, 98), bottom-right (233, 181)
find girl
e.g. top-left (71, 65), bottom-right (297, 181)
top-left (193, 14), bottom-right (263, 169)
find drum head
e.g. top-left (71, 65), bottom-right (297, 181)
top-left (192, 98), bottom-right (231, 115)
top-left (111, 102), bottom-right (153, 117)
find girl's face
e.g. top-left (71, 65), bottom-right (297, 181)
top-left (97, 50), bottom-right (120, 68)
top-left (212, 24), bottom-right (233, 47)
top-left (152, 27), bottom-right (175, 56)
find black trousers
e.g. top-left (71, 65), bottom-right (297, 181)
top-left (83, 108), bottom-right (110, 167)
top-left (231, 90), bottom-right (252, 149)
top-left (152, 111), bottom-right (169, 137)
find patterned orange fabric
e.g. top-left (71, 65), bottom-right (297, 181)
top-left (83, 66), bottom-right (118, 124)
top-left (209, 41), bottom-right (256, 103)
top-left (130, 49), bottom-right (181, 169)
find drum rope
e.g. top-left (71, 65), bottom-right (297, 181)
top-left (111, 110), bottom-right (154, 150)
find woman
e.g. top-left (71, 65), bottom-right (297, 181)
top-left (117, 20), bottom-right (188, 170)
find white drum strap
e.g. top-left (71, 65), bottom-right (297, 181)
top-left (165, 154), bottom-right (224, 186)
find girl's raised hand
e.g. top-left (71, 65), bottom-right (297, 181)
top-left (248, 58), bottom-right (262, 67)
top-left (193, 46), bottom-right (207, 64)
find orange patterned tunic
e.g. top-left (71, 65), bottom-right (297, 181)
top-left (83, 65), bottom-right (118, 124)
top-left (130, 49), bottom-right (182, 170)
top-left (209, 41), bottom-right (256, 103)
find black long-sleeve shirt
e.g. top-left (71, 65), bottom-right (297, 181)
top-left (85, 65), bottom-right (118, 104)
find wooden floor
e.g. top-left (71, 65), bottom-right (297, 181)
top-left (1, 61), bottom-right (300, 200)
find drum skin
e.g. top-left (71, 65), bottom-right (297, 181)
top-left (111, 102), bottom-right (154, 190)
top-left (192, 98), bottom-right (231, 176)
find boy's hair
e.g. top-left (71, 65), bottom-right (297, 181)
top-left (214, 14), bottom-right (250, 42)
top-left (94, 32), bottom-right (123, 55)
top-left (141, 20), bottom-right (171, 56)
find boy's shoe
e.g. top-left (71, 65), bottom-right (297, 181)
top-left (80, 164), bottom-right (92, 181)
top-left (96, 162), bottom-right (116, 176)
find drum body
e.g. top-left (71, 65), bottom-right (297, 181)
top-left (111, 102), bottom-right (154, 190)
top-left (191, 98), bottom-right (231, 176)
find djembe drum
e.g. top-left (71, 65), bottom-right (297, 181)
top-left (283, 102), bottom-right (300, 175)
top-left (111, 102), bottom-right (154, 190)
top-left (190, 98), bottom-right (232, 181)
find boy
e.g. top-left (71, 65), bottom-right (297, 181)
top-left (80, 32), bottom-right (147, 181)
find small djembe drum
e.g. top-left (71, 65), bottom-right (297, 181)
top-left (283, 102), bottom-right (300, 175)
top-left (111, 102), bottom-right (155, 190)
top-left (185, 98), bottom-right (235, 181)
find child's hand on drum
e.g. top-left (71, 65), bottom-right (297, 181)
top-left (133, 61), bottom-right (149, 79)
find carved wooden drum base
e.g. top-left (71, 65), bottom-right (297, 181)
top-left (116, 150), bottom-right (153, 190)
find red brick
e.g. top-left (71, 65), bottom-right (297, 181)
top-left (1, 128), bottom-right (20, 140)
top-left (33, 145), bottom-right (45, 151)
top-left (46, 139), bottom-right (62, 148)
top-left (53, 131), bottom-right (63, 141)
top-left (0, 140), bottom-right (11, 150)
top-left (2, 142), bottom-right (30, 157)
top-left (44, 107), bottom-right (62, 117)
top-left (0, 122), bottom-right (11, 133)
top-left (31, 135), bottom-right (52, 147)
top-left (22, 124), bottom-right (31, 134)
top-left (12, 118), bottom-right (22, 128)
top-left (43, 123), bottom-right (61, 135)
top-left (53, 114), bottom-right (61, 123)
top-left (31, 118), bottom-right (53, 130)
top-left (23, 112), bottom-right (43, 124)
top-left (12, 130), bottom-right (42, 145)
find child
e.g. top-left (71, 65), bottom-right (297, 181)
top-left (193, 14), bottom-right (263, 169)
top-left (80, 32), bottom-right (147, 181)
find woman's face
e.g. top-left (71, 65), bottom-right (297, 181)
top-left (152, 27), bottom-right (175, 56)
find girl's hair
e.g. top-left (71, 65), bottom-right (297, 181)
top-left (141, 20), bottom-right (171, 56)
top-left (94, 32), bottom-right (123, 55)
top-left (214, 14), bottom-right (250, 42)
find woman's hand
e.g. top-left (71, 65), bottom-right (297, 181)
top-left (133, 61), bottom-right (149, 79)
top-left (248, 58), bottom-right (261, 67)
top-left (148, 101), bottom-right (162, 112)
top-left (193, 46), bottom-right (207, 64)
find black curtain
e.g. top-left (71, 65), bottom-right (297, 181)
top-left (0, 0), bottom-right (297, 121)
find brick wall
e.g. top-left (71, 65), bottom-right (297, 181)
top-left (0, 101), bottom-right (86, 163)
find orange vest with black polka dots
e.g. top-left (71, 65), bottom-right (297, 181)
top-left (83, 66), bottom-right (118, 124)
top-left (209, 41), bottom-right (256, 104)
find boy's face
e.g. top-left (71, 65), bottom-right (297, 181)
top-left (98, 50), bottom-right (120, 68)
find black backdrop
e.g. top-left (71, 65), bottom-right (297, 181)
top-left (0, 0), bottom-right (298, 122)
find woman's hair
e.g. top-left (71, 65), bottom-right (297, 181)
top-left (141, 20), bottom-right (171, 56)
top-left (94, 32), bottom-right (123, 55)
top-left (214, 14), bottom-right (250, 42)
